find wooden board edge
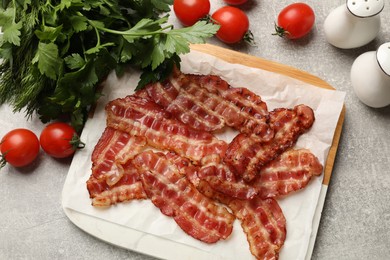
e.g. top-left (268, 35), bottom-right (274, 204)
top-left (190, 43), bottom-right (335, 90)
top-left (322, 105), bottom-right (345, 185)
top-left (190, 43), bottom-right (346, 186)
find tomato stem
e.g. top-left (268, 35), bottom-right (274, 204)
top-left (200, 14), bottom-right (214, 24)
top-left (0, 140), bottom-right (6, 168)
top-left (272, 22), bottom-right (290, 38)
top-left (243, 30), bottom-right (256, 46)
top-left (0, 158), bottom-right (6, 168)
top-left (70, 134), bottom-right (86, 150)
top-left (0, 152), bottom-right (8, 169)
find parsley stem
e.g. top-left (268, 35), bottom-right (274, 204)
top-left (93, 26), bottom-right (101, 48)
top-left (94, 24), bottom-right (173, 37)
top-left (12, 0), bottom-right (16, 23)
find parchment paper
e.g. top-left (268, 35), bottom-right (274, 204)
top-left (62, 50), bottom-right (346, 260)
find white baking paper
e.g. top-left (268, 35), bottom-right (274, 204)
top-left (62, 50), bottom-right (346, 260)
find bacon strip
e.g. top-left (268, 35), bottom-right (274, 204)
top-left (198, 155), bottom-right (258, 200)
top-left (186, 167), bottom-right (287, 260)
top-left (221, 87), bottom-right (271, 137)
top-left (91, 127), bottom-right (146, 186)
top-left (254, 149), bottom-right (323, 199)
top-left (197, 149), bottom-right (323, 200)
top-left (145, 71), bottom-right (225, 132)
top-left (224, 104), bottom-right (315, 182)
top-left (144, 69), bottom-right (273, 141)
top-left (228, 198), bottom-right (286, 260)
top-left (188, 74), bottom-right (273, 140)
top-left (145, 72), bottom-right (230, 132)
top-left (105, 95), bottom-right (228, 162)
top-left (87, 161), bottom-right (147, 207)
top-left (133, 151), bottom-right (235, 244)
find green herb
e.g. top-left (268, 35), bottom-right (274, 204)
top-left (0, 0), bottom-right (219, 131)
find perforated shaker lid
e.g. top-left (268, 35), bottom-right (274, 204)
top-left (377, 42), bottom-right (390, 76)
top-left (347, 0), bottom-right (384, 18)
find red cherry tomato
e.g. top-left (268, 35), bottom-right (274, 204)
top-left (173, 0), bottom-right (211, 26)
top-left (1, 129), bottom-right (40, 168)
top-left (275, 3), bottom-right (315, 39)
top-left (211, 6), bottom-right (249, 44)
top-left (223, 0), bottom-right (248, 5)
top-left (40, 122), bottom-right (84, 159)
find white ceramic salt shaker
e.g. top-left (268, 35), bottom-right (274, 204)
top-left (350, 42), bottom-right (390, 108)
top-left (324, 0), bottom-right (384, 49)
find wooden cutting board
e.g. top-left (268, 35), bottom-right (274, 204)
top-left (190, 43), bottom-right (345, 186)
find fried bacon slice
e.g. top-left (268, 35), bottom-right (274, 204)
top-left (198, 155), bottom-right (259, 200)
top-left (223, 87), bottom-right (272, 138)
top-left (224, 104), bottom-right (315, 182)
top-left (228, 198), bottom-right (286, 260)
top-left (105, 95), bottom-right (227, 162)
top-left (86, 161), bottom-right (147, 207)
top-left (91, 127), bottom-right (147, 186)
top-left (144, 68), bottom-right (273, 141)
top-left (188, 73), bottom-right (273, 140)
top-left (197, 149), bottom-right (323, 201)
top-left (186, 167), bottom-right (286, 260)
top-left (133, 150), bottom-right (235, 244)
top-left (254, 149), bottom-right (323, 199)
top-left (145, 70), bottom-right (225, 132)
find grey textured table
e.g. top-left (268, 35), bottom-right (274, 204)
top-left (1, 1), bottom-right (389, 259)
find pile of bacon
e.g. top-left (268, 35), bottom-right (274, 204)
top-left (86, 67), bottom-right (323, 259)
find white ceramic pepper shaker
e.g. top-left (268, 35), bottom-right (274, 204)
top-left (350, 42), bottom-right (390, 108)
top-left (324, 0), bottom-right (384, 49)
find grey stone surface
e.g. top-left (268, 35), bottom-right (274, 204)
top-left (1, 1), bottom-right (389, 259)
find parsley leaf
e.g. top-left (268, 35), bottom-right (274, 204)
top-left (151, 0), bottom-right (173, 12)
top-left (64, 53), bottom-right (86, 70)
top-left (2, 21), bottom-right (22, 45)
top-left (168, 21), bottom-right (220, 44)
top-left (32, 42), bottom-right (62, 80)
top-left (121, 18), bottom-right (166, 43)
top-left (69, 16), bottom-right (88, 33)
top-left (35, 25), bottom-right (63, 41)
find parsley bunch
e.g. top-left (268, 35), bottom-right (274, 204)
top-left (0, 0), bottom-right (219, 131)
